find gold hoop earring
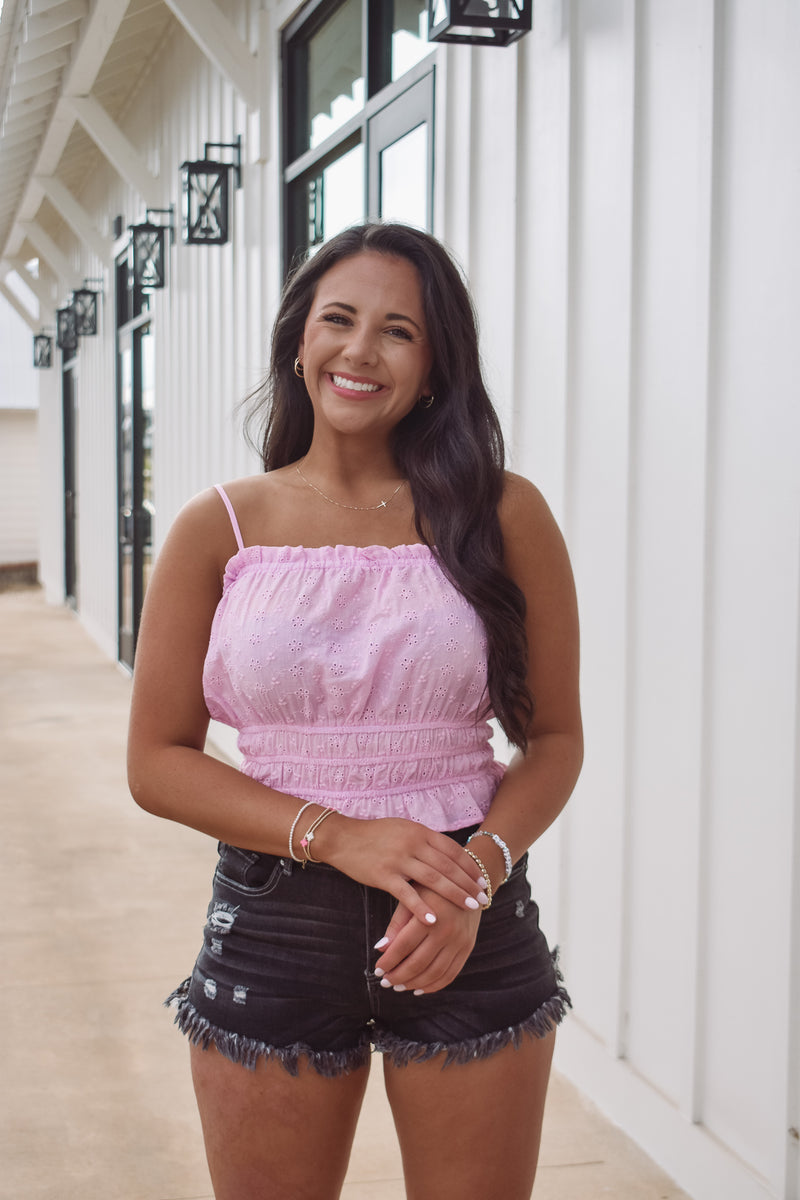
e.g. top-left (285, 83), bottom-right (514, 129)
top-left (294, 358), bottom-right (304, 378)
top-left (419, 394), bottom-right (434, 409)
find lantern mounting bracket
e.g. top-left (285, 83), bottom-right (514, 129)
top-left (200, 135), bottom-right (242, 188)
top-left (143, 207), bottom-right (176, 244)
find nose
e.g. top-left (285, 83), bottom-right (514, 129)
top-left (343, 324), bottom-right (378, 366)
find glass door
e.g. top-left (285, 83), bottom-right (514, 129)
top-left (62, 362), bottom-right (78, 608)
top-left (117, 320), bottom-right (154, 669)
top-left (368, 71), bottom-right (434, 228)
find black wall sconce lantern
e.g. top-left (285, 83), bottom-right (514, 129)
top-left (33, 332), bottom-right (53, 368)
top-left (427, 0), bottom-right (532, 46)
top-left (181, 135), bottom-right (242, 245)
top-left (71, 279), bottom-right (102, 335)
top-left (56, 305), bottom-right (78, 354)
top-left (129, 207), bottom-right (175, 289)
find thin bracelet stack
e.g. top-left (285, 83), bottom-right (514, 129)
top-left (299, 807), bottom-right (335, 864)
top-left (466, 829), bottom-right (513, 884)
top-left (288, 801), bottom-right (336, 867)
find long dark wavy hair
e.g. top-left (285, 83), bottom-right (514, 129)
top-left (244, 223), bottom-right (533, 750)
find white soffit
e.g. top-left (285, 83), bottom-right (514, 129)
top-left (0, 0), bottom-right (175, 272)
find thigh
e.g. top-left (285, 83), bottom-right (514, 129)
top-left (191, 1042), bottom-right (370, 1200)
top-left (383, 1031), bottom-right (555, 1200)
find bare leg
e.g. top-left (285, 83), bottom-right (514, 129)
top-left (383, 1030), bottom-right (555, 1200)
top-left (190, 1042), bottom-right (370, 1200)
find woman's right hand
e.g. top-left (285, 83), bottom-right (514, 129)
top-left (315, 815), bottom-right (488, 926)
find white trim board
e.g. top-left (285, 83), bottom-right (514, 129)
top-left (555, 1020), bottom-right (776, 1200)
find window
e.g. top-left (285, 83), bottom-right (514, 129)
top-left (283, 0), bottom-right (434, 268)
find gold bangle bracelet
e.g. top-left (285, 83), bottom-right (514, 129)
top-left (464, 848), bottom-right (493, 908)
top-left (299, 807), bottom-right (335, 865)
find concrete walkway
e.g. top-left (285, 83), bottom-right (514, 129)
top-left (1, 586), bottom-right (692, 1200)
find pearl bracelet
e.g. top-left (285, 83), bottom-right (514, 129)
top-left (466, 830), bottom-right (513, 884)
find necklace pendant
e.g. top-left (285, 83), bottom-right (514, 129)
top-left (379, 499), bottom-right (387, 508)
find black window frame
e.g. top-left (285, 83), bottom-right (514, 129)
top-left (282, 0), bottom-right (435, 273)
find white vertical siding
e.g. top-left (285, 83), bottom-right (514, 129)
top-left (562, 0), bottom-right (638, 1049)
top-left (623, 0), bottom-right (714, 1115)
top-left (444, 1), bottom-right (799, 1197)
top-left (698, 1), bottom-right (800, 1182)
top-left (71, 275), bottom-right (119, 657)
top-left (0, 409), bottom-right (39, 564)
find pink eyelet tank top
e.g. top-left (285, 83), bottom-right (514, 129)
top-left (202, 485), bottom-right (505, 831)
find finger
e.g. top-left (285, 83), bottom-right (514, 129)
top-left (407, 856), bottom-right (488, 912)
top-left (423, 839), bottom-right (487, 893)
top-left (389, 877), bottom-right (445, 927)
top-left (373, 904), bottom-right (414, 958)
top-left (380, 944), bottom-right (461, 993)
top-left (375, 921), bottom-right (430, 975)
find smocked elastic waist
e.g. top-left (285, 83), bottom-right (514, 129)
top-left (236, 722), bottom-right (504, 831)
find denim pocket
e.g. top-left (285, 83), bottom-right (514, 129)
top-left (214, 843), bottom-right (288, 896)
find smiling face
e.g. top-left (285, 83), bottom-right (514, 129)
top-left (296, 251), bottom-right (434, 444)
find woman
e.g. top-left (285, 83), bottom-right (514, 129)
top-left (127, 222), bottom-right (582, 1199)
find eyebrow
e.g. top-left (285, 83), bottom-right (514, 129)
top-left (320, 301), bottom-right (422, 333)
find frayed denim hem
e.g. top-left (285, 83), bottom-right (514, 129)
top-left (164, 979), bottom-right (372, 1078)
top-left (373, 949), bottom-right (572, 1070)
top-left (165, 949), bottom-right (571, 1077)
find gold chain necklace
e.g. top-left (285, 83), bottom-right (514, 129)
top-left (295, 463), bottom-right (407, 511)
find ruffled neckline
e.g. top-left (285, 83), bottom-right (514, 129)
top-left (223, 542), bottom-right (436, 586)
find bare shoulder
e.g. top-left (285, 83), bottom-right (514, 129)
top-left (498, 472), bottom-right (567, 563)
top-left (166, 474), bottom-right (278, 566)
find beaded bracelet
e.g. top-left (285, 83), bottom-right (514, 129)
top-left (464, 848), bottom-right (493, 908)
top-left (288, 801), bottom-right (315, 862)
top-left (466, 830), bottom-right (513, 884)
top-left (299, 807), bottom-right (335, 865)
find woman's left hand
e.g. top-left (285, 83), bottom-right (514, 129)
top-left (373, 889), bottom-right (482, 994)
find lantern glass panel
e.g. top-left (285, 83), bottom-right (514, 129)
top-left (72, 288), bottom-right (98, 335)
top-left (131, 225), bottom-right (166, 289)
top-left (33, 334), bottom-right (53, 368)
top-left (56, 307), bottom-right (78, 352)
top-left (182, 162), bottom-right (230, 244)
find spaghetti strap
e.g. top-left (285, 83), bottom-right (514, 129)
top-left (213, 484), bottom-right (245, 551)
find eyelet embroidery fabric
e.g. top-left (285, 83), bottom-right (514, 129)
top-left (203, 510), bottom-right (505, 830)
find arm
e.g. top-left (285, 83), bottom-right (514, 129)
top-left (127, 487), bottom-right (485, 921)
top-left (374, 474), bottom-right (583, 990)
top-left (463, 472), bottom-right (584, 884)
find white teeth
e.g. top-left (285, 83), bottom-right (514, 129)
top-left (332, 374), bottom-right (380, 392)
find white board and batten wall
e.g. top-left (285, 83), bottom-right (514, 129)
top-left (0, 296), bottom-right (39, 572)
top-left (27, 1), bottom-right (799, 1197)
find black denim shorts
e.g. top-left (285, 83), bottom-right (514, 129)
top-left (166, 827), bottom-right (570, 1077)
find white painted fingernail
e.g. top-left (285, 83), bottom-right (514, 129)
top-left (374, 936), bottom-right (390, 950)
top-left (393, 984), bottom-right (407, 992)
top-left (380, 978), bottom-right (393, 989)
top-left (374, 967), bottom-right (384, 978)
top-left (477, 892), bottom-right (490, 907)
top-left (425, 912), bottom-right (437, 925)
top-left (477, 876), bottom-right (488, 891)
top-left (465, 896), bottom-right (480, 910)
top-left (414, 989), bottom-right (425, 996)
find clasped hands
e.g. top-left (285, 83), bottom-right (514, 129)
top-left (323, 816), bottom-right (490, 996)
